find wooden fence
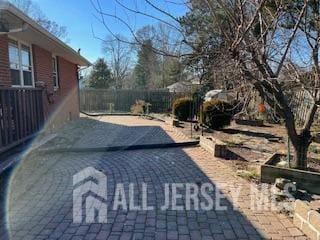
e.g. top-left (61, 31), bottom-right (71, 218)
top-left (80, 89), bottom-right (191, 113)
top-left (0, 88), bottom-right (44, 153)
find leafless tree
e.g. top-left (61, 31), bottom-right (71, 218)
top-left (10, 0), bottom-right (68, 40)
top-left (102, 35), bottom-right (133, 89)
top-left (92, 0), bottom-right (320, 169)
top-left (90, 0), bottom-right (188, 58)
top-left (202, 0), bottom-right (318, 169)
top-left (135, 23), bottom-right (185, 87)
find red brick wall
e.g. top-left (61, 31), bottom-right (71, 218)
top-left (0, 37), bottom-right (79, 129)
top-left (32, 45), bottom-right (80, 129)
top-left (33, 45), bottom-right (52, 89)
top-left (0, 35), bottom-right (11, 87)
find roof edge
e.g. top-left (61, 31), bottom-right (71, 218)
top-left (0, 1), bottom-right (91, 66)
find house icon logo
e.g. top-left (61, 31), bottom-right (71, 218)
top-left (73, 167), bottom-right (108, 223)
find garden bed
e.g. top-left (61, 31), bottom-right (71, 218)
top-left (261, 153), bottom-right (320, 194)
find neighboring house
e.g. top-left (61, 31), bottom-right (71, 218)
top-left (0, 2), bottom-right (90, 153)
top-left (204, 89), bottom-right (237, 102)
top-left (167, 79), bottom-right (201, 93)
top-left (167, 74), bottom-right (201, 93)
top-left (167, 82), bottom-right (191, 93)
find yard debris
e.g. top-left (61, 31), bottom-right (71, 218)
top-left (275, 178), bottom-right (297, 196)
top-left (276, 160), bottom-right (289, 168)
top-left (268, 137), bottom-right (281, 143)
top-left (236, 169), bottom-right (260, 182)
top-left (274, 192), bottom-right (289, 202)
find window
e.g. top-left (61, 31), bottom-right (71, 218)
top-left (21, 45), bottom-right (32, 86)
top-left (52, 56), bottom-right (59, 89)
top-left (8, 39), bottom-right (33, 87)
top-left (9, 40), bottom-right (20, 85)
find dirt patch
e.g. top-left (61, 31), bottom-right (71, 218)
top-left (175, 120), bottom-right (320, 172)
top-left (222, 146), bottom-right (270, 176)
top-left (152, 115), bottom-right (320, 213)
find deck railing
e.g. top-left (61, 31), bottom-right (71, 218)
top-left (0, 88), bottom-right (44, 153)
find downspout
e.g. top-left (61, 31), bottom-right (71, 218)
top-left (77, 65), bottom-right (80, 116)
top-left (77, 65), bottom-right (89, 115)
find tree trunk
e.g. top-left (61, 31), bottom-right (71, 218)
top-left (291, 131), bottom-right (311, 170)
top-left (292, 143), bottom-right (308, 170)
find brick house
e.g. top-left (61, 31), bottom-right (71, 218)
top-left (0, 2), bottom-right (90, 153)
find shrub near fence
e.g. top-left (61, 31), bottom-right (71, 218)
top-left (80, 89), bottom-right (190, 113)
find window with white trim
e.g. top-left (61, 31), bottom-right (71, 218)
top-left (8, 39), bottom-right (33, 87)
top-left (52, 56), bottom-right (59, 89)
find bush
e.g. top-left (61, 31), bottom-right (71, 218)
top-left (172, 97), bottom-right (193, 121)
top-left (131, 100), bottom-right (151, 114)
top-left (200, 99), bottom-right (233, 129)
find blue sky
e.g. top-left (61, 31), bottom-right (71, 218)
top-left (33, 0), bottom-right (187, 63)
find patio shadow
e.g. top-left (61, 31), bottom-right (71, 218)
top-left (0, 117), bottom-right (297, 239)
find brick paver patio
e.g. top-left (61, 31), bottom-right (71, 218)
top-left (74, 116), bottom-right (190, 148)
top-left (0, 116), bottom-right (306, 239)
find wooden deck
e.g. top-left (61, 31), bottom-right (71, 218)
top-left (0, 88), bottom-right (44, 154)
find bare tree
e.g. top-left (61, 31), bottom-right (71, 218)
top-left (90, 0), bottom-right (188, 58)
top-left (154, 23), bottom-right (186, 87)
top-left (102, 35), bottom-right (132, 89)
top-left (135, 23), bottom-right (185, 88)
top-left (201, 0), bottom-right (317, 169)
top-left (10, 0), bottom-right (68, 40)
top-left (92, 0), bottom-right (319, 169)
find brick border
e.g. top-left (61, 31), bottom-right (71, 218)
top-left (294, 200), bottom-right (320, 240)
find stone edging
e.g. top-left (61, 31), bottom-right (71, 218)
top-left (294, 200), bottom-right (320, 240)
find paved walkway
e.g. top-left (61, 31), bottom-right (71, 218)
top-left (0, 116), bottom-right (306, 239)
top-left (74, 116), bottom-right (189, 148)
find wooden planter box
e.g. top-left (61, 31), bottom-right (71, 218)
top-left (261, 153), bottom-right (320, 194)
top-left (200, 136), bottom-right (228, 158)
top-left (164, 116), bottom-right (180, 127)
top-left (199, 136), bottom-right (241, 160)
top-left (172, 119), bottom-right (180, 127)
top-left (235, 118), bottom-right (264, 127)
